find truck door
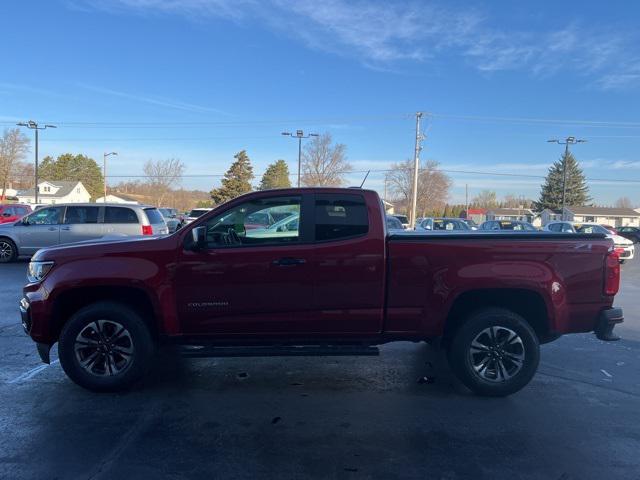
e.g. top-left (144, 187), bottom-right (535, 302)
top-left (308, 193), bottom-right (386, 334)
top-left (175, 194), bottom-right (316, 335)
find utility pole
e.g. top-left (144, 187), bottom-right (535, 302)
top-left (409, 112), bottom-right (424, 229)
top-left (281, 130), bottom-right (319, 187)
top-left (16, 121), bottom-right (56, 204)
top-left (103, 152), bottom-right (118, 202)
top-left (547, 136), bottom-right (586, 217)
top-left (465, 183), bottom-right (469, 220)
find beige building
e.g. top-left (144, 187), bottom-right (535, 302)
top-left (541, 206), bottom-right (640, 227)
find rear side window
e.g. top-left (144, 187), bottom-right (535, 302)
top-left (314, 194), bottom-right (369, 241)
top-left (1, 207), bottom-right (15, 216)
top-left (16, 207), bottom-right (28, 215)
top-left (64, 206), bottom-right (99, 224)
top-left (144, 208), bottom-right (164, 224)
top-left (104, 207), bottom-right (138, 224)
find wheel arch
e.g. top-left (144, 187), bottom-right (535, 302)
top-left (443, 288), bottom-right (552, 344)
top-left (50, 285), bottom-right (161, 342)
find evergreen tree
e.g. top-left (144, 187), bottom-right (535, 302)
top-left (39, 153), bottom-right (104, 200)
top-left (258, 159), bottom-right (291, 190)
top-left (210, 150), bottom-right (254, 205)
top-left (535, 151), bottom-right (591, 210)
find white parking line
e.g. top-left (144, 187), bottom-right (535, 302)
top-left (7, 360), bottom-right (60, 384)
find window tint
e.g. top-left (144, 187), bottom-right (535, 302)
top-left (189, 209), bottom-right (209, 218)
top-left (144, 208), bottom-right (164, 224)
top-left (204, 196), bottom-right (301, 247)
top-left (547, 223), bottom-right (561, 232)
top-left (104, 207), bottom-right (139, 224)
top-left (16, 207), bottom-right (28, 215)
top-left (1, 207), bottom-right (15, 216)
top-left (314, 194), bottom-right (368, 241)
top-left (26, 207), bottom-right (62, 225)
top-left (64, 206), bottom-right (99, 224)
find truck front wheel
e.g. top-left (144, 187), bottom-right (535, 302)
top-left (448, 308), bottom-right (540, 397)
top-left (58, 302), bottom-right (155, 392)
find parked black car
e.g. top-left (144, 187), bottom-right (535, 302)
top-left (618, 226), bottom-right (640, 243)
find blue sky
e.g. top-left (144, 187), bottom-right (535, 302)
top-left (2, 0), bottom-right (640, 205)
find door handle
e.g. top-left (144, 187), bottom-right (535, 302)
top-left (272, 257), bottom-right (306, 266)
top-left (61, 227), bottom-right (71, 231)
top-left (48, 227), bottom-right (58, 231)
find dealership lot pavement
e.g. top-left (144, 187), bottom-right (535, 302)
top-left (1, 257), bottom-right (639, 479)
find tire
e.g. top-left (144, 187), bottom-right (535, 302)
top-left (0, 238), bottom-right (17, 263)
top-left (58, 302), bottom-right (155, 392)
top-left (447, 308), bottom-right (540, 397)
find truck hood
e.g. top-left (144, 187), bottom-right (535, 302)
top-left (32, 235), bottom-right (171, 262)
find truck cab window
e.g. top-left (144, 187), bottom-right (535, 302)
top-left (314, 194), bottom-right (368, 241)
top-left (204, 196), bottom-right (301, 247)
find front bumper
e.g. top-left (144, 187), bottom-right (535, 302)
top-left (20, 295), bottom-right (52, 364)
top-left (594, 307), bottom-right (624, 341)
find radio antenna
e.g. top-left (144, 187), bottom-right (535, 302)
top-left (359, 170), bottom-right (371, 188)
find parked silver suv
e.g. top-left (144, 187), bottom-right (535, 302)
top-left (0, 203), bottom-right (168, 263)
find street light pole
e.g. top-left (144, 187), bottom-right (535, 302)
top-left (547, 136), bottom-right (586, 216)
top-left (103, 152), bottom-right (118, 202)
top-left (16, 121), bottom-right (57, 204)
top-left (281, 130), bottom-right (319, 187)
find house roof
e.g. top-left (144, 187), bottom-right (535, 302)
top-left (99, 193), bottom-right (140, 202)
top-left (466, 208), bottom-right (487, 214)
top-left (565, 206), bottom-right (640, 217)
top-left (487, 208), bottom-right (533, 215)
top-left (17, 180), bottom-right (82, 198)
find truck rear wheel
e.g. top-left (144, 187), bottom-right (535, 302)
top-left (448, 308), bottom-right (540, 397)
top-left (59, 302), bottom-right (155, 392)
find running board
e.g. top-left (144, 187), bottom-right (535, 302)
top-left (179, 344), bottom-right (380, 358)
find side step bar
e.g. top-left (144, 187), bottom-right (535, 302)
top-left (179, 345), bottom-right (380, 358)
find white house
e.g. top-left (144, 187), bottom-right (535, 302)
top-left (539, 209), bottom-right (563, 226)
top-left (562, 206), bottom-right (640, 227)
top-left (0, 187), bottom-right (17, 199)
top-left (94, 193), bottom-right (140, 204)
top-left (486, 208), bottom-right (535, 223)
top-left (17, 180), bottom-right (91, 204)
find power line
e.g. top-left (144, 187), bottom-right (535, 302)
top-left (3, 111), bottom-right (640, 129)
top-left (7, 167), bottom-right (640, 184)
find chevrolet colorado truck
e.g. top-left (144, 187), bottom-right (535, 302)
top-left (20, 188), bottom-right (623, 396)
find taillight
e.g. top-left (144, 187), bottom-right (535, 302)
top-left (142, 225), bottom-right (153, 235)
top-left (604, 249), bottom-right (620, 295)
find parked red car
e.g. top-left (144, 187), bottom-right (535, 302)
top-left (0, 204), bottom-right (32, 224)
top-left (19, 188), bottom-right (623, 396)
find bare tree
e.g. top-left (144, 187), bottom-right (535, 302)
top-left (614, 197), bottom-right (633, 209)
top-left (472, 190), bottom-right (498, 208)
top-left (0, 128), bottom-right (30, 198)
top-left (385, 159), bottom-right (451, 216)
top-left (143, 158), bottom-right (186, 206)
top-left (301, 133), bottom-right (351, 187)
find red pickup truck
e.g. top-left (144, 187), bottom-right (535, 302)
top-left (20, 188), bottom-right (623, 396)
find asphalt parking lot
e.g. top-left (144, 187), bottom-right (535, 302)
top-left (1, 257), bottom-right (639, 480)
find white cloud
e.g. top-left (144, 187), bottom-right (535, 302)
top-left (70, 0), bottom-right (640, 89)
top-left (611, 160), bottom-right (640, 169)
top-left (76, 83), bottom-right (230, 115)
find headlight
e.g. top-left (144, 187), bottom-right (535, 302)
top-left (27, 261), bottom-right (54, 283)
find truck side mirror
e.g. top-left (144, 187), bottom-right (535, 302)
top-left (190, 226), bottom-right (206, 250)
